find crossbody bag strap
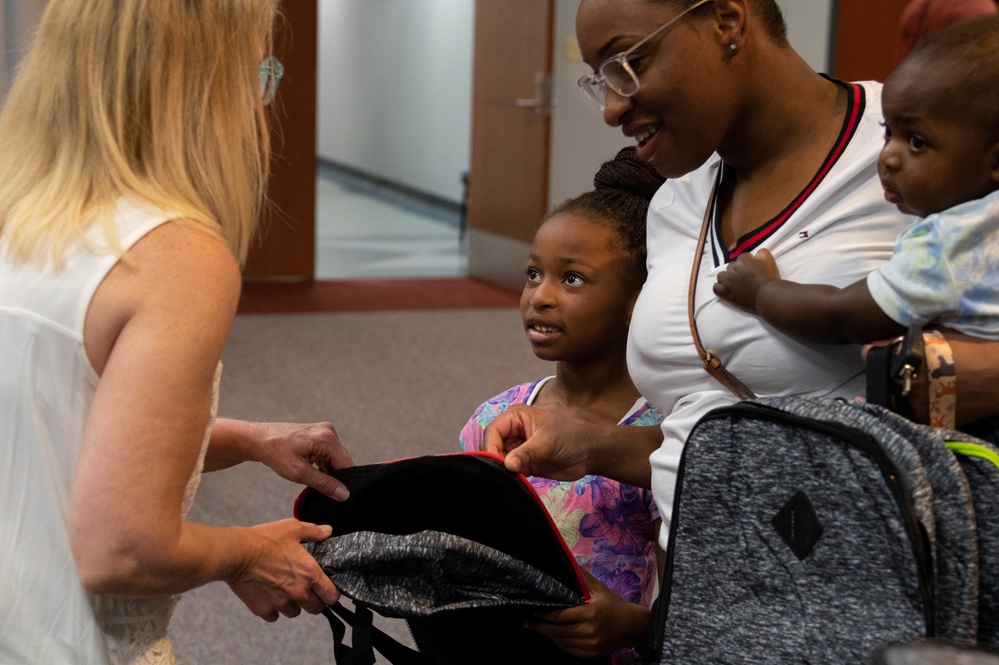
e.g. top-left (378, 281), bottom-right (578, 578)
top-left (687, 171), bottom-right (757, 401)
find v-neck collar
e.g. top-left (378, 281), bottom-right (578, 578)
top-left (709, 79), bottom-right (866, 266)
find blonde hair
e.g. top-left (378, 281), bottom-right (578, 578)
top-left (0, 0), bottom-right (280, 267)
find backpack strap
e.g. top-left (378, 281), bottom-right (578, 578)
top-left (322, 603), bottom-right (430, 665)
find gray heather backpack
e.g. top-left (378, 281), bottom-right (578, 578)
top-left (648, 396), bottom-right (999, 664)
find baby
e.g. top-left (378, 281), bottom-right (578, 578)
top-left (715, 16), bottom-right (999, 390)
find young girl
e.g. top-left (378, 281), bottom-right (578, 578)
top-left (460, 147), bottom-right (664, 664)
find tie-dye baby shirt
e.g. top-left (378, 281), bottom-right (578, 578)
top-left (868, 189), bottom-right (999, 338)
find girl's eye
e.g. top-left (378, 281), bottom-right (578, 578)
top-left (564, 273), bottom-right (585, 286)
top-left (880, 121), bottom-right (892, 140)
top-left (525, 267), bottom-right (541, 282)
top-left (908, 135), bottom-right (927, 151)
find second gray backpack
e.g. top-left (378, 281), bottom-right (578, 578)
top-left (649, 397), bottom-right (999, 664)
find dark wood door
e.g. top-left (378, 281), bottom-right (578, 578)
top-left (244, 0), bottom-right (317, 280)
top-left (831, 0), bottom-right (912, 82)
top-left (468, 0), bottom-right (555, 245)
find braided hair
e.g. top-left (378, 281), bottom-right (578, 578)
top-left (544, 146), bottom-right (665, 287)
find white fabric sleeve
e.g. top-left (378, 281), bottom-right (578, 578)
top-left (650, 388), bottom-right (739, 551)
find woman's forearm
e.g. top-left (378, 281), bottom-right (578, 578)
top-left (204, 417), bottom-right (264, 471)
top-left (942, 330), bottom-right (999, 425)
top-left (588, 423), bottom-right (662, 489)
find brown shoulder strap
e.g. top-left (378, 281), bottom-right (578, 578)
top-left (687, 172), bottom-right (756, 401)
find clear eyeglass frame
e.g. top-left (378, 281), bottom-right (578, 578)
top-left (576, 0), bottom-right (713, 110)
top-left (259, 55), bottom-right (285, 106)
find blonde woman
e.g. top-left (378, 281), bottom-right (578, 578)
top-left (0, 1), bottom-right (352, 663)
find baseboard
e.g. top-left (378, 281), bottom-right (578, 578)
top-left (317, 158), bottom-right (464, 227)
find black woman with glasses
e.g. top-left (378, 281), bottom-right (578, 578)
top-left (0, 2), bottom-right (354, 663)
top-left (486, 0), bottom-right (999, 653)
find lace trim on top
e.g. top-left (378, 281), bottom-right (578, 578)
top-left (94, 363), bottom-right (221, 665)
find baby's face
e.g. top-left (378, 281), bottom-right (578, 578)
top-left (877, 70), bottom-right (998, 218)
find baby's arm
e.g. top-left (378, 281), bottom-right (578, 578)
top-left (714, 249), bottom-right (905, 344)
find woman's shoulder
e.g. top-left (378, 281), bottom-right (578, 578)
top-left (128, 220), bottom-right (239, 295)
top-left (85, 218), bottom-right (239, 374)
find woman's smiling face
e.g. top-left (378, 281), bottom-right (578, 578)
top-left (575, 0), bottom-right (734, 178)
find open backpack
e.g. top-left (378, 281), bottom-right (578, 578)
top-left (294, 451), bottom-right (595, 665)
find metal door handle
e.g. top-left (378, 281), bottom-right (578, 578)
top-left (513, 71), bottom-right (555, 117)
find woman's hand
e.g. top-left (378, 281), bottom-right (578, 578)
top-left (225, 519), bottom-right (340, 621)
top-left (208, 419), bottom-right (355, 500)
top-left (251, 421), bottom-right (354, 500)
top-left (482, 405), bottom-right (592, 481)
top-left (525, 569), bottom-right (649, 660)
top-left (482, 405), bottom-right (660, 488)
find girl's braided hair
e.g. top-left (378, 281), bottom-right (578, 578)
top-left (544, 147), bottom-right (665, 286)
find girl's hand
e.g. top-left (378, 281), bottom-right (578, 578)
top-left (525, 569), bottom-right (649, 659)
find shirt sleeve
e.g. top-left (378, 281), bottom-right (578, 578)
top-left (458, 382), bottom-right (537, 453)
top-left (867, 216), bottom-right (959, 327)
top-left (458, 407), bottom-right (487, 452)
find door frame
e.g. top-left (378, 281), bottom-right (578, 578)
top-left (243, 0), bottom-right (318, 280)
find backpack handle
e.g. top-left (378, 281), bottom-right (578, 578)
top-left (322, 603), bottom-right (431, 665)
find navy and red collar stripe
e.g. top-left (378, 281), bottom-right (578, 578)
top-left (713, 80), bottom-right (866, 263)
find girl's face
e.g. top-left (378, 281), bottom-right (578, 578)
top-left (520, 212), bottom-right (640, 364)
top-left (878, 69), bottom-right (999, 218)
top-left (575, 0), bottom-right (734, 178)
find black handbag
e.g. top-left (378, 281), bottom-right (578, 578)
top-left (865, 325), bottom-right (926, 422)
top-left (294, 452), bottom-right (595, 665)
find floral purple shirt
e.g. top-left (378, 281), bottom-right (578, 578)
top-left (460, 378), bottom-right (663, 665)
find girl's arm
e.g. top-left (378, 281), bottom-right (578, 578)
top-left (715, 249), bottom-right (905, 344)
top-left (70, 222), bottom-right (337, 618)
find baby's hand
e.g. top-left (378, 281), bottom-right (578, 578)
top-left (713, 249), bottom-right (781, 314)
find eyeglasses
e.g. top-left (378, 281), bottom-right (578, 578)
top-left (259, 55), bottom-right (285, 106)
top-left (577, 0), bottom-right (713, 110)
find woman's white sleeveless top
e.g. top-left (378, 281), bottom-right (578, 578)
top-left (0, 198), bottom-right (218, 664)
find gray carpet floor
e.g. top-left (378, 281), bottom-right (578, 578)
top-left (169, 309), bottom-right (551, 664)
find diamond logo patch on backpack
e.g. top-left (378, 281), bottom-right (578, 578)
top-left (772, 489), bottom-right (824, 560)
